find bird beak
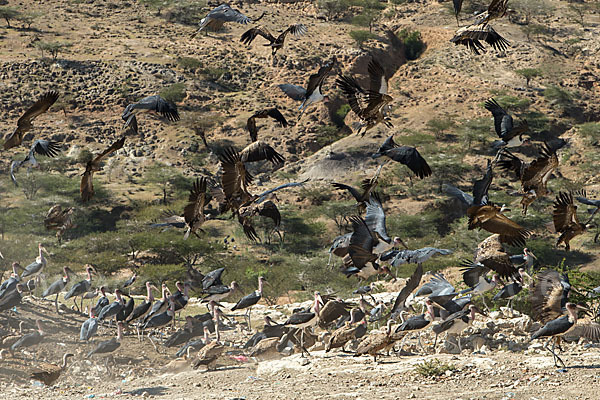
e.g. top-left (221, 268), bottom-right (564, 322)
top-left (41, 246), bottom-right (50, 255)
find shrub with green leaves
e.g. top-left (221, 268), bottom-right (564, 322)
top-left (576, 122), bottom-right (600, 146)
top-left (349, 30), bottom-right (376, 48)
top-left (415, 359), bottom-right (456, 378)
top-left (35, 41), bottom-right (72, 60)
top-left (160, 83), bottom-right (186, 103)
top-left (515, 68), bottom-right (542, 87)
top-left (397, 29), bottom-right (425, 60)
top-left (0, 6), bottom-right (19, 27)
top-left (177, 57), bottom-right (202, 72)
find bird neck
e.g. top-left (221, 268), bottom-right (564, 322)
top-left (61, 354), bottom-right (71, 369)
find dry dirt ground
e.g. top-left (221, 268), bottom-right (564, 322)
top-left (1, 294), bottom-right (600, 400)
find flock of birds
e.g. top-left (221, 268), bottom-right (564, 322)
top-left (1, 0), bottom-right (600, 390)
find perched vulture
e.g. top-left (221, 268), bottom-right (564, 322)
top-left (371, 135), bottom-right (431, 179)
top-left (241, 24), bottom-right (307, 55)
top-left (278, 57), bottom-right (335, 119)
top-left (4, 91), bottom-right (59, 150)
top-left (450, 24), bottom-right (509, 55)
top-left (498, 142), bottom-right (561, 215)
top-left (336, 58), bottom-right (393, 136)
top-left (553, 191), bottom-right (593, 251)
top-left (183, 177), bottom-right (208, 240)
top-left (10, 140), bottom-right (61, 186)
top-left (80, 137), bottom-right (126, 202)
top-left (122, 95), bottom-right (179, 135)
top-left (484, 98), bottom-right (529, 148)
top-left (191, 4), bottom-right (263, 37)
top-left (246, 108), bottom-right (288, 142)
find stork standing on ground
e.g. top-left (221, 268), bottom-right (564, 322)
top-left (64, 265), bottom-right (96, 313)
top-left (127, 282), bottom-right (155, 325)
top-left (0, 263), bottom-right (24, 300)
top-left (395, 299), bottom-right (436, 353)
top-left (283, 292), bottom-right (323, 357)
top-left (11, 320), bottom-right (44, 357)
top-left (80, 308), bottom-right (99, 342)
top-left (98, 289), bottom-right (125, 326)
top-left (42, 266), bottom-right (74, 313)
top-left (231, 276), bottom-right (268, 330)
top-left (202, 281), bottom-right (240, 304)
top-left (493, 268), bottom-right (531, 314)
top-left (460, 261), bottom-right (502, 312)
top-left (20, 243), bottom-right (49, 288)
top-left (91, 286), bottom-right (109, 316)
top-left (432, 305), bottom-right (484, 353)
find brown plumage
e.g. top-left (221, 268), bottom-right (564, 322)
top-left (553, 191), bottom-right (591, 251)
top-left (467, 204), bottom-right (530, 246)
top-left (238, 200), bottom-right (281, 242)
top-left (183, 177), bottom-right (208, 240)
top-left (318, 298), bottom-right (351, 328)
top-left (474, 234), bottom-right (518, 281)
top-left (192, 341), bottom-right (224, 370)
top-left (498, 143), bottom-right (560, 215)
top-left (240, 24), bottom-right (307, 55)
top-left (4, 91), bottom-right (59, 150)
top-left (30, 353), bottom-right (74, 386)
top-left (326, 319), bottom-right (366, 352)
top-left (354, 320), bottom-right (396, 362)
top-left (476, 0), bottom-right (509, 25)
top-left (450, 24), bottom-right (509, 55)
top-left (239, 141), bottom-right (285, 165)
top-left (246, 108), bottom-right (288, 142)
top-left (530, 269), bottom-right (568, 323)
top-left (80, 137), bottom-right (126, 202)
top-left (248, 337), bottom-right (280, 358)
top-left (220, 147), bottom-right (254, 212)
top-left (332, 165), bottom-right (382, 208)
top-left (44, 205), bottom-right (75, 243)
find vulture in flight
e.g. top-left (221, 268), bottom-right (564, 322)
top-left (332, 164), bottom-right (382, 210)
top-left (484, 98), bottom-right (529, 149)
top-left (472, 234), bottom-right (519, 282)
top-left (246, 108), bottom-right (288, 142)
top-left (4, 91), bottom-right (59, 150)
top-left (337, 57), bottom-right (393, 136)
top-left (183, 177), bottom-right (209, 240)
top-left (122, 95), bottom-right (180, 135)
top-left (466, 162), bottom-right (530, 246)
top-left (450, 24), bottom-right (509, 55)
top-left (191, 4), bottom-right (263, 37)
top-left (453, 0), bottom-right (509, 26)
top-left (239, 141), bottom-right (285, 165)
top-left (342, 215), bottom-right (386, 279)
top-left (218, 147), bottom-right (304, 241)
top-left (552, 191), bottom-right (594, 251)
top-left (80, 137), bottom-right (126, 203)
top-left (498, 142), bottom-right (561, 215)
top-left (278, 57), bottom-right (335, 119)
top-left (10, 140), bottom-right (61, 186)
top-left (240, 24), bottom-right (307, 55)
top-left (371, 135), bottom-right (432, 179)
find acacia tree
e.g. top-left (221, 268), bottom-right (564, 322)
top-left (0, 7), bottom-right (19, 27)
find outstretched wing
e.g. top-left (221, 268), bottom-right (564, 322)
top-left (30, 140), bottom-right (61, 158)
top-left (220, 147), bottom-right (253, 203)
top-left (384, 146), bottom-right (432, 179)
top-left (391, 263), bottom-right (423, 314)
top-left (278, 24), bottom-right (307, 41)
top-left (184, 177), bottom-right (208, 228)
top-left (240, 26), bottom-right (276, 45)
top-left (364, 192), bottom-right (390, 243)
top-left (336, 74), bottom-right (368, 117)
top-left (472, 161), bottom-right (493, 206)
top-left (239, 141), bottom-right (285, 165)
top-left (484, 98), bottom-right (513, 138)
top-left (278, 84), bottom-right (307, 101)
top-left (450, 24), bottom-right (510, 55)
top-left (81, 137), bottom-right (125, 203)
top-left (331, 183), bottom-right (362, 203)
top-left (253, 180), bottom-right (308, 205)
top-left (305, 58), bottom-right (335, 97)
top-left (247, 108), bottom-right (288, 142)
top-left (368, 58), bottom-right (387, 95)
top-left (553, 191), bottom-right (580, 232)
top-left (17, 91), bottom-right (60, 127)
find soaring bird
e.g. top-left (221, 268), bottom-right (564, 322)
top-left (246, 108), bottom-right (288, 142)
top-left (121, 95), bottom-right (179, 135)
top-left (44, 205), bottom-right (75, 244)
top-left (484, 98), bottom-right (529, 149)
top-left (191, 4), bottom-right (262, 37)
top-left (372, 135), bottom-right (432, 179)
top-left (42, 266), bottom-right (74, 313)
top-left (553, 191), bottom-right (594, 251)
top-left (467, 163), bottom-right (530, 246)
top-left (10, 140), bottom-right (62, 186)
top-left (450, 24), bottom-right (509, 55)
top-left (498, 142), bottom-right (561, 215)
top-left (278, 58), bottom-right (335, 119)
top-left (241, 24), bottom-right (306, 56)
top-left (332, 164), bottom-right (382, 210)
top-left (183, 177), bottom-right (208, 240)
top-left (382, 247), bottom-right (453, 269)
top-left (80, 137), bottom-right (125, 202)
top-left (239, 141), bottom-right (285, 165)
top-left (4, 91), bottom-right (59, 150)
top-left (30, 353), bottom-right (74, 386)
top-left (337, 58), bottom-right (393, 136)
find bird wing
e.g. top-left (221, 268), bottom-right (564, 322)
top-left (278, 24), bottom-right (307, 41)
top-left (331, 182), bottom-right (362, 203)
top-left (530, 269), bottom-right (566, 323)
top-left (240, 26), bottom-right (275, 45)
top-left (305, 58), bottom-right (335, 96)
top-left (208, 4), bottom-right (252, 23)
top-left (154, 96), bottom-right (180, 121)
top-left (471, 207), bottom-right (530, 246)
top-left (252, 179), bottom-right (308, 205)
top-left (256, 200), bottom-right (281, 227)
top-left (474, 234), bottom-right (518, 280)
top-left (247, 108), bottom-right (288, 142)
top-left (368, 58), bottom-right (388, 95)
top-left (472, 161), bottom-right (493, 206)
top-left (278, 84), bottom-right (307, 101)
top-left (80, 137), bottom-right (125, 202)
top-left (347, 215), bottom-right (378, 268)
top-left (460, 262), bottom-right (490, 287)
top-left (184, 177), bottom-right (208, 226)
top-left (364, 192), bottom-right (390, 244)
top-left (575, 193), bottom-right (600, 208)
top-left (484, 98), bottom-right (513, 138)
top-left (442, 184), bottom-right (474, 206)
top-left (30, 139), bottom-right (61, 158)
top-left (450, 24), bottom-right (510, 55)
top-left (497, 150), bottom-right (524, 180)
top-left (336, 74), bottom-right (368, 117)
top-left (239, 141), bottom-right (285, 165)
top-left (386, 146), bottom-right (432, 179)
top-left (553, 191), bottom-right (580, 232)
top-left (521, 143), bottom-right (558, 190)
top-left (220, 147), bottom-right (253, 203)
top-left (391, 264), bottom-right (423, 313)
top-left (4, 91), bottom-right (60, 149)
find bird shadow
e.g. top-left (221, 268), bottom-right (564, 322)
top-left (567, 364), bottom-right (600, 370)
top-left (124, 386), bottom-right (169, 396)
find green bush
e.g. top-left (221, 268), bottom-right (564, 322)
top-left (416, 359), bottom-right (456, 377)
top-left (0, 6), bottom-right (19, 27)
top-left (515, 68), bottom-right (542, 87)
top-left (160, 83), bottom-right (186, 103)
top-left (177, 57), bottom-right (203, 72)
top-left (349, 30), bottom-right (376, 48)
top-left (35, 41), bottom-right (72, 60)
top-left (576, 122), bottom-right (600, 146)
top-left (397, 29), bottom-right (425, 60)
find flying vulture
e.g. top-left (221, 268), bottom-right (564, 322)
top-left (246, 108), bottom-right (288, 142)
top-left (332, 164), bottom-right (382, 210)
top-left (191, 4), bottom-right (263, 37)
top-left (4, 91), bottom-right (59, 150)
top-left (553, 191), bottom-right (594, 251)
top-left (371, 135), bottom-right (432, 179)
top-left (10, 140), bottom-right (61, 186)
top-left (80, 137), bottom-right (126, 202)
top-left (183, 177), bottom-right (209, 240)
top-left (450, 24), bottom-right (509, 55)
top-left (122, 95), bottom-right (180, 135)
top-left (240, 24), bottom-right (307, 55)
top-left (484, 98), bottom-right (529, 148)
